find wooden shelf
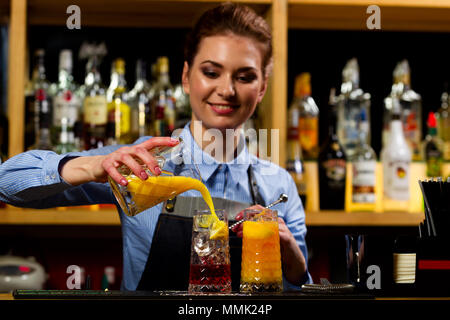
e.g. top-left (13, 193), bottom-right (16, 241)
top-left (0, 206), bottom-right (120, 225)
top-left (306, 210), bottom-right (424, 227)
top-left (288, 0), bottom-right (450, 32)
top-left (27, 0), bottom-right (271, 28)
top-left (0, 206), bottom-right (424, 227)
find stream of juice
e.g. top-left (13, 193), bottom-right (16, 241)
top-left (126, 176), bottom-right (227, 239)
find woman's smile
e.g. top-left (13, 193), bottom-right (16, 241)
top-left (207, 102), bottom-right (240, 115)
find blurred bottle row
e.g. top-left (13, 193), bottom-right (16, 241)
top-left (23, 47), bottom-right (191, 154)
top-left (287, 58), bottom-right (450, 212)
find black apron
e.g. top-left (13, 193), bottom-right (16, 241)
top-left (136, 165), bottom-right (265, 291)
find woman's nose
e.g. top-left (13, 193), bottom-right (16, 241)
top-left (217, 76), bottom-right (235, 98)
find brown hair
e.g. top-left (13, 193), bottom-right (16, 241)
top-left (184, 2), bottom-right (273, 76)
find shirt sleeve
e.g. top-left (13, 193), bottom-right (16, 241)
top-left (0, 145), bottom-right (122, 208)
top-left (281, 170), bottom-right (313, 290)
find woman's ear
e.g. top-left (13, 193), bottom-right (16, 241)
top-left (257, 75), bottom-right (269, 104)
top-left (182, 61), bottom-right (190, 95)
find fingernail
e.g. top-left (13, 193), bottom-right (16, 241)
top-left (120, 178), bottom-right (128, 186)
top-left (154, 166), bottom-right (162, 175)
top-left (170, 138), bottom-right (179, 143)
top-left (140, 171), bottom-right (148, 180)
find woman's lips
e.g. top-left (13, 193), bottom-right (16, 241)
top-left (208, 102), bottom-right (239, 115)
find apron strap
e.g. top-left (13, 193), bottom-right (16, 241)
top-left (248, 165), bottom-right (266, 207)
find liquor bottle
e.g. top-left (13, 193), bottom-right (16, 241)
top-left (336, 58), bottom-right (371, 158)
top-left (150, 57), bottom-right (176, 136)
top-left (399, 60), bottom-right (422, 161)
top-left (173, 83), bottom-right (191, 130)
top-left (106, 58), bottom-right (131, 145)
top-left (437, 85), bottom-right (450, 161)
top-left (30, 49), bottom-right (53, 151)
top-left (24, 50), bottom-right (42, 150)
top-left (346, 108), bottom-right (377, 211)
top-left (384, 60), bottom-right (422, 160)
top-left (52, 50), bottom-right (81, 153)
top-left (83, 55), bottom-right (108, 150)
top-left (319, 89), bottom-right (347, 210)
top-left (101, 266), bottom-right (118, 290)
top-left (382, 62), bottom-right (405, 149)
top-left (380, 99), bottom-right (411, 211)
top-left (128, 59), bottom-right (151, 140)
top-left (289, 73), bottom-right (319, 160)
top-left (0, 106), bottom-right (7, 162)
top-left (423, 112), bottom-right (443, 177)
top-left (286, 101), bottom-right (307, 205)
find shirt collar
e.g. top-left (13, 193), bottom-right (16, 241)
top-left (178, 122), bottom-right (252, 184)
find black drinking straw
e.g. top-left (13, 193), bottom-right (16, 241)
top-left (419, 180), bottom-right (437, 237)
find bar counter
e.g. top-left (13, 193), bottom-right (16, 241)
top-left (2, 290), bottom-right (450, 317)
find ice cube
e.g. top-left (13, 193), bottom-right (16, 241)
top-left (193, 233), bottom-right (213, 257)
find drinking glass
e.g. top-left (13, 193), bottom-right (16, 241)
top-left (188, 209), bottom-right (231, 294)
top-left (109, 137), bottom-right (204, 217)
top-left (240, 208), bottom-right (283, 293)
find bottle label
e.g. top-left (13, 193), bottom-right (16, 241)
top-left (84, 96), bottom-right (107, 125)
top-left (298, 117), bottom-right (318, 153)
top-left (108, 101), bottom-right (131, 137)
top-left (384, 160), bottom-right (410, 200)
top-left (426, 151), bottom-right (442, 177)
top-left (402, 110), bottom-right (421, 158)
top-left (352, 161), bottom-right (376, 203)
top-left (53, 93), bottom-right (80, 127)
top-left (323, 159), bottom-right (346, 181)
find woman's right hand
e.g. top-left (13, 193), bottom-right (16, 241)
top-left (60, 137), bottom-right (179, 186)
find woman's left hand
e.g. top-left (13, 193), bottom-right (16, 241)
top-left (232, 205), bottom-right (307, 285)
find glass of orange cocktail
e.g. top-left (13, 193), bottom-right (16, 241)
top-left (240, 209), bottom-right (283, 293)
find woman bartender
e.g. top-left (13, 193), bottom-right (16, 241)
top-left (0, 2), bottom-right (311, 291)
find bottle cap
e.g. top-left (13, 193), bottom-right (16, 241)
top-left (294, 72), bottom-right (311, 97)
top-left (59, 49), bottom-right (73, 71)
top-left (394, 60), bottom-right (411, 85)
top-left (35, 49), bottom-right (45, 58)
top-left (342, 58), bottom-right (359, 86)
top-left (158, 56), bottom-right (169, 73)
top-left (427, 111), bottom-right (437, 128)
top-left (136, 59), bottom-right (147, 79)
top-left (115, 58), bottom-right (126, 74)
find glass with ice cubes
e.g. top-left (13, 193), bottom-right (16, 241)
top-left (188, 209), bottom-right (231, 294)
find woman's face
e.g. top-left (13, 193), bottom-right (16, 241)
top-left (182, 34), bottom-right (268, 132)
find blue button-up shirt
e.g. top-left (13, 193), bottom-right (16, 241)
top-left (0, 123), bottom-right (312, 290)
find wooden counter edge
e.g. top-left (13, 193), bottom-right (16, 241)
top-left (0, 207), bottom-right (424, 227)
top-left (0, 207), bottom-right (120, 226)
top-left (305, 210), bottom-right (424, 227)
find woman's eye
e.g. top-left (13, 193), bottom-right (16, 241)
top-left (237, 74), bottom-right (257, 83)
top-left (202, 70), bottom-right (219, 78)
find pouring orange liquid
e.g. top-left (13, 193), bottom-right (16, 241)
top-left (126, 175), bottom-right (228, 240)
